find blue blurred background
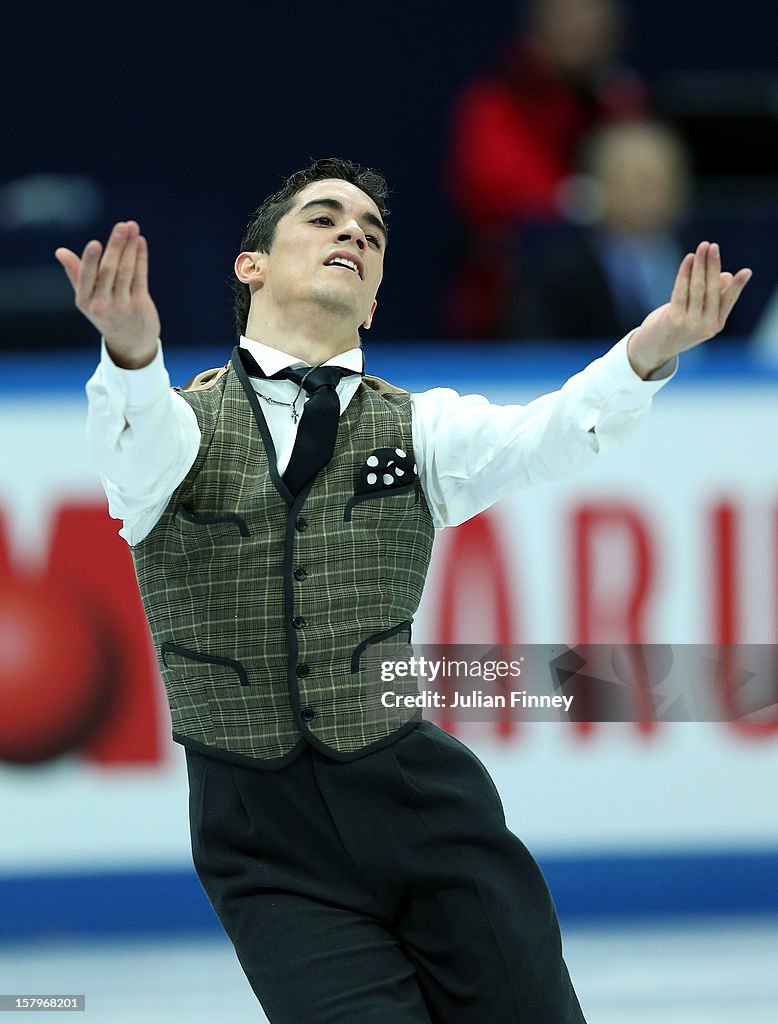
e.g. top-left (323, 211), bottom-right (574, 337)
top-left (3, 0), bottom-right (777, 349)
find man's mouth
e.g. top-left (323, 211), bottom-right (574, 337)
top-left (324, 254), bottom-right (363, 278)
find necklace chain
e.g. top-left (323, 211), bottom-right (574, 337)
top-left (253, 367), bottom-right (317, 424)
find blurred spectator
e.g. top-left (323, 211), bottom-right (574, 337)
top-left (442, 0), bottom-right (647, 338)
top-left (752, 285), bottom-right (778, 362)
top-left (0, 174), bottom-right (104, 349)
top-left (505, 119), bottom-right (690, 340)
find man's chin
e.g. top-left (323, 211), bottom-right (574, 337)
top-left (308, 287), bottom-right (363, 322)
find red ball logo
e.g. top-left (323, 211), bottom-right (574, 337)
top-left (0, 577), bottom-right (112, 763)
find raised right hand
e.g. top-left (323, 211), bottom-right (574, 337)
top-left (55, 220), bottom-right (161, 369)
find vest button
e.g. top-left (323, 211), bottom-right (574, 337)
top-left (296, 663), bottom-right (310, 677)
top-left (295, 517), bottom-right (308, 532)
top-left (292, 615), bottom-right (306, 629)
top-left (293, 566), bottom-right (308, 581)
top-left (301, 707), bottom-right (316, 722)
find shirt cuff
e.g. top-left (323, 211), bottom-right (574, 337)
top-left (595, 330), bottom-right (678, 399)
top-left (644, 355), bottom-right (677, 382)
top-left (98, 338), bottom-right (168, 409)
top-left (571, 330), bottom-right (677, 456)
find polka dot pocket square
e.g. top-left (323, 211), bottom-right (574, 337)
top-left (356, 447), bottom-right (418, 494)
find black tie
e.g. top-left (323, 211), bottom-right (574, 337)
top-left (238, 348), bottom-right (360, 494)
top-left (280, 364), bottom-right (357, 494)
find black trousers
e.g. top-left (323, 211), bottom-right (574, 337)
top-left (185, 720), bottom-right (587, 1023)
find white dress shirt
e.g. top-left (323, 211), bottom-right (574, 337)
top-left (85, 333), bottom-right (676, 546)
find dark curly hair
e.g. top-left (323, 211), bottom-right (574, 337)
top-left (231, 157), bottom-right (390, 339)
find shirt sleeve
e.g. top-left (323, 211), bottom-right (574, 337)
top-left (410, 333), bottom-right (677, 530)
top-left (85, 339), bottom-right (201, 545)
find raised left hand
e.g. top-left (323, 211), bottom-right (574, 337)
top-left (627, 241), bottom-right (752, 379)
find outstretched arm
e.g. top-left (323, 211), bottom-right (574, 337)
top-left (55, 220), bottom-right (160, 369)
top-left (627, 241), bottom-right (752, 379)
top-left (56, 221), bottom-right (200, 545)
top-left (413, 242), bottom-right (752, 529)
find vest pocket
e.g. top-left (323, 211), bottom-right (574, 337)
top-left (349, 621), bottom-right (419, 734)
top-left (350, 620), bottom-right (413, 673)
top-left (161, 642), bottom-right (250, 687)
top-left (343, 482), bottom-right (419, 523)
top-left (173, 504), bottom-right (250, 538)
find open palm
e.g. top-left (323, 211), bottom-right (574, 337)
top-left (628, 241), bottom-right (752, 378)
top-left (55, 220), bottom-right (160, 369)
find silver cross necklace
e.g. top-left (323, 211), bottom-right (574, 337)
top-left (253, 369), bottom-right (316, 424)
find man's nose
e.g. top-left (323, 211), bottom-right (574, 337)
top-left (337, 224), bottom-right (366, 250)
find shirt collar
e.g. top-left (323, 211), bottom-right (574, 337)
top-left (239, 335), bottom-right (364, 376)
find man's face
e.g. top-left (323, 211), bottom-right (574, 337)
top-left (534, 0), bottom-right (619, 75)
top-left (599, 134), bottom-right (688, 235)
top-left (254, 178), bottom-right (386, 329)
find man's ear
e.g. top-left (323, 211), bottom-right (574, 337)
top-left (234, 251), bottom-right (265, 285)
top-left (363, 298), bottom-right (378, 330)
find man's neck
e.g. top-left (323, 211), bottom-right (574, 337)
top-left (244, 310), bottom-right (361, 367)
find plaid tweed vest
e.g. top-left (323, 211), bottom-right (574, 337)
top-left (131, 347), bottom-right (435, 769)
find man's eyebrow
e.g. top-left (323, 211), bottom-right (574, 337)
top-left (299, 198), bottom-right (387, 243)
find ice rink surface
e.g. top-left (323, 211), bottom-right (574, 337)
top-left (2, 915), bottom-right (776, 1022)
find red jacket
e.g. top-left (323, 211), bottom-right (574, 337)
top-left (447, 38), bottom-right (647, 228)
top-left (442, 40), bottom-right (646, 337)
